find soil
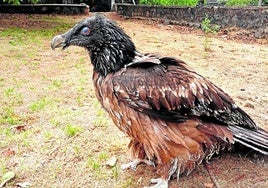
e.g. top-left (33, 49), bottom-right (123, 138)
top-left (0, 12), bottom-right (267, 188)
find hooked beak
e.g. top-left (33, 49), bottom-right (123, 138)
top-left (51, 35), bottom-right (66, 50)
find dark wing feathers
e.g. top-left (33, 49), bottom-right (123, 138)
top-left (112, 55), bottom-right (256, 129)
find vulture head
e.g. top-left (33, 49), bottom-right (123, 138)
top-left (51, 14), bottom-right (136, 76)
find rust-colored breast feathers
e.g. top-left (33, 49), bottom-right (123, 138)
top-left (92, 55), bottom-right (255, 178)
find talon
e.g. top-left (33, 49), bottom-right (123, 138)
top-left (121, 162), bottom-right (135, 170)
top-left (121, 159), bottom-right (155, 171)
top-left (144, 178), bottom-right (168, 188)
top-left (121, 160), bottom-right (139, 170)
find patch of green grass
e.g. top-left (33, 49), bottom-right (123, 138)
top-left (21, 58), bottom-right (41, 72)
top-left (49, 118), bottom-right (61, 127)
top-left (112, 165), bottom-right (119, 179)
top-left (2, 87), bottom-right (23, 106)
top-left (48, 79), bottom-right (63, 91)
top-left (0, 107), bottom-right (22, 125)
top-left (52, 80), bottom-right (63, 88)
top-left (86, 152), bottom-right (111, 179)
top-left (49, 108), bottom-right (83, 128)
top-left (0, 126), bottom-right (34, 154)
top-left (17, 130), bottom-right (32, 149)
top-left (64, 124), bottom-right (82, 137)
top-left (87, 157), bottom-right (101, 171)
top-left (0, 18), bottom-right (73, 48)
top-left (0, 127), bottom-right (12, 138)
top-left (76, 95), bottom-right (83, 107)
top-left (0, 28), bottom-right (27, 46)
top-left (30, 98), bottom-right (49, 112)
top-left (44, 131), bottom-right (53, 141)
top-left (76, 88), bottom-right (86, 106)
top-left (3, 87), bottom-right (14, 97)
top-left (98, 152), bottom-right (109, 161)
top-left (73, 145), bottom-right (81, 155)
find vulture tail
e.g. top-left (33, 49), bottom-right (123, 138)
top-left (228, 126), bottom-right (268, 155)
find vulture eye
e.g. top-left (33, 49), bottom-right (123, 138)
top-left (81, 26), bottom-right (91, 36)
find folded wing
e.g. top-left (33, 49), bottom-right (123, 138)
top-left (112, 55), bottom-right (256, 129)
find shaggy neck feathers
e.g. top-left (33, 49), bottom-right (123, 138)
top-left (90, 42), bottom-right (135, 76)
top-left (89, 20), bottom-right (136, 77)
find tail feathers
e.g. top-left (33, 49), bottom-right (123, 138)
top-left (228, 126), bottom-right (268, 155)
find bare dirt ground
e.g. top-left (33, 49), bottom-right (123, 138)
top-left (0, 12), bottom-right (267, 188)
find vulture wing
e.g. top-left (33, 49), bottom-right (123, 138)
top-left (112, 55), bottom-right (256, 129)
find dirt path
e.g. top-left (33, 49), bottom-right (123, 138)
top-left (0, 12), bottom-right (267, 188)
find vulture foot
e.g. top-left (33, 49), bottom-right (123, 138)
top-left (144, 178), bottom-right (168, 188)
top-left (121, 159), bottom-right (155, 171)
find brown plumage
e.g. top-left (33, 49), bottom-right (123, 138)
top-left (51, 14), bottom-right (268, 187)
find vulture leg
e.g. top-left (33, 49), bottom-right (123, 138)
top-left (144, 178), bottom-right (168, 188)
top-left (121, 159), bottom-right (155, 170)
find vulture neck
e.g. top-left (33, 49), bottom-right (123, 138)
top-left (90, 41), bottom-right (136, 77)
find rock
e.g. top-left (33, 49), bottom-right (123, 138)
top-left (16, 182), bottom-right (32, 188)
top-left (106, 156), bottom-right (117, 167)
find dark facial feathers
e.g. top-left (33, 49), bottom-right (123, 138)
top-left (51, 14), bottom-right (136, 76)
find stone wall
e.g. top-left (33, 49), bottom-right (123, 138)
top-left (115, 4), bottom-right (268, 38)
top-left (0, 4), bottom-right (89, 14)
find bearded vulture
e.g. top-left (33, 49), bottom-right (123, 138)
top-left (51, 14), bottom-right (268, 188)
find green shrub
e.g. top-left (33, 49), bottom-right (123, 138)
top-left (4, 0), bottom-right (39, 5)
top-left (140, 0), bottom-right (199, 6)
top-left (219, 0), bottom-right (259, 6)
